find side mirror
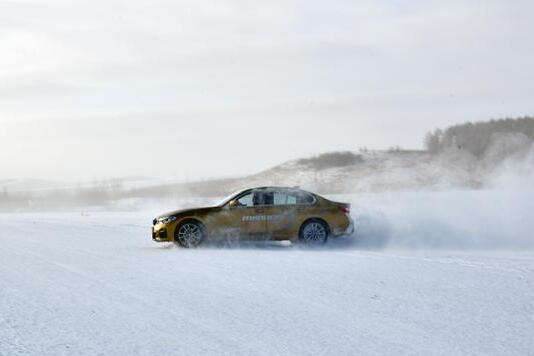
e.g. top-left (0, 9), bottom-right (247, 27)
top-left (228, 200), bottom-right (239, 209)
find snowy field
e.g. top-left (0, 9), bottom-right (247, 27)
top-left (1, 190), bottom-right (534, 355)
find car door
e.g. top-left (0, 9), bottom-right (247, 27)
top-left (213, 190), bottom-right (268, 240)
top-left (261, 190), bottom-right (297, 239)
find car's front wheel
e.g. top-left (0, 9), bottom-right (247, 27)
top-left (299, 219), bottom-right (329, 245)
top-left (175, 221), bottom-right (205, 248)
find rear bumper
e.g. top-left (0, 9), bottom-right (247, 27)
top-left (332, 216), bottom-right (354, 237)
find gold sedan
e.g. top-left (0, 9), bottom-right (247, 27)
top-left (152, 187), bottom-right (354, 247)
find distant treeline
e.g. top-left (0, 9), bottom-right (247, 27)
top-left (296, 151), bottom-right (364, 170)
top-left (0, 177), bottom-right (241, 210)
top-left (424, 116), bottom-right (534, 156)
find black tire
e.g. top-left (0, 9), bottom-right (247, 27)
top-left (298, 219), bottom-right (329, 245)
top-left (174, 220), bottom-right (205, 248)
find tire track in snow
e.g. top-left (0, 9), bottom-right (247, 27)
top-left (1, 244), bottom-right (260, 355)
top-left (329, 250), bottom-right (534, 277)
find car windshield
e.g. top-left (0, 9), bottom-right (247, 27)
top-left (214, 190), bottom-right (243, 207)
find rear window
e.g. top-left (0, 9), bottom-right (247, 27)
top-left (295, 192), bottom-right (315, 205)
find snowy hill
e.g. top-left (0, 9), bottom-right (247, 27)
top-left (228, 141), bottom-right (533, 194)
top-left (243, 150), bottom-right (466, 193)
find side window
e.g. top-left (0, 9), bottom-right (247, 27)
top-left (263, 192), bottom-right (273, 205)
top-left (287, 194), bottom-right (297, 205)
top-left (238, 190), bottom-right (313, 206)
top-left (253, 192), bottom-right (273, 206)
top-left (273, 193), bottom-right (287, 205)
top-left (236, 193), bottom-right (254, 207)
top-left (273, 193), bottom-right (297, 205)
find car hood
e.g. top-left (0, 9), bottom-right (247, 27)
top-left (158, 206), bottom-right (217, 219)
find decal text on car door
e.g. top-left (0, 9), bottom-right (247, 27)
top-left (242, 215), bottom-right (283, 222)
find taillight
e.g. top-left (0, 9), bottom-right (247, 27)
top-left (338, 205), bottom-right (350, 214)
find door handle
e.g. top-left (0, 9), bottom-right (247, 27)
top-left (256, 209), bottom-right (265, 213)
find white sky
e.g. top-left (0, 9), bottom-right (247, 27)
top-left (1, 0), bottom-right (533, 181)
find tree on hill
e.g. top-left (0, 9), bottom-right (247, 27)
top-left (424, 116), bottom-right (534, 157)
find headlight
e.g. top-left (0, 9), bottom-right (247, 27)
top-left (160, 216), bottom-right (178, 224)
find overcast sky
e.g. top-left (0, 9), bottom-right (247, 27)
top-left (1, 0), bottom-right (533, 181)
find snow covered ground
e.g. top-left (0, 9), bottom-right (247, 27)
top-left (1, 190), bottom-right (534, 355)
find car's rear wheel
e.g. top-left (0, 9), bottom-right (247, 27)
top-left (175, 221), bottom-right (204, 248)
top-left (299, 219), bottom-right (329, 245)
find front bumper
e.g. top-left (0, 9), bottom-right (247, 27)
top-left (152, 225), bottom-right (171, 242)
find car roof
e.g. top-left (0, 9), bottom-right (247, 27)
top-left (243, 186), bottom-right (312, 194)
